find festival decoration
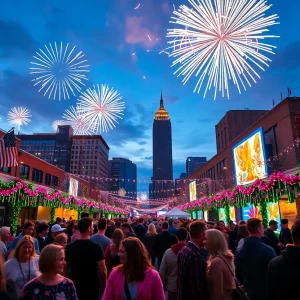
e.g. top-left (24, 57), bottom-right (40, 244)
top-left (52, 120), bottom-right (66, 132)
top-left (30, 42), bottom-right (90, 100)
top-left (77, 84), bottom-right (125, 133)
top-left (7, 107), bottom-right (31, 133)
top-left (178, 172), bottom-right (300, 212)
top-left (167, 0), bottom-right (279, 99)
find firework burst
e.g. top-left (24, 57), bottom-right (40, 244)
top-left (167, 0), bottom-right (279, 99)
top-left (52, 120), bottom-right (66, 132)
top-left (62, 106), bottom-right (92, 135)
top-left (77, 84), bottom-right (125, 133)
top-left (7, 107), bottom-right (31, 132)
top-left (30, 42), bottom-right (90, 100)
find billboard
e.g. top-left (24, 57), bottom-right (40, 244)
top-left (232, 127), bottom-right (268, 186)
top-left (69, 178), bottom-right (79, 197)
top-left (218, 207), bottom-right (236, 223)
top-left (197, 210), bottom-right (203, 220)
top-left (242, 204), bottom-right (262, 222)
top-left (267, 202), bottom-right (281, 231)
top-left (189, 180), bottom-right (197, 202)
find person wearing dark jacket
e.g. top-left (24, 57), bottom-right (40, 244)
top-left (268, 221), bottom-right (300, 300)
top-left (278, 218), bottom-right (293, 249)
top-left (264, 220), bottom-right (280, 255)
top-left (134, 217), bottom-right (147, 242)
top-left (235, 218), bottom-right (276, 300)
top-left (152, 221), bottom-right (177, 271)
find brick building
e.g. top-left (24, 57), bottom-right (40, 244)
top-left (179, 97), bottom-right (300, 219)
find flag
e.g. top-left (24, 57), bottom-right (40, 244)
top-left (0, 129), bottom-right (18, 168)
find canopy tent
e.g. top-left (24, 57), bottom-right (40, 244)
top-left (164, 207), bottom-right (191, 218)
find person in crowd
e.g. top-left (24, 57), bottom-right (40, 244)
top-left (264, 220), bottom-right (280, 255)
top-left (0, 254), bottom-right (18, 300)
top-left (4, 235), bottom-right (40, 297)
top-left (70, 224), bottom-right (80, 243)
top-left (66, 220), bottom-right (75, 243)
top-left (235, 218), bottom-right (276, 300)
top-left (91, 218), bottom-right (111, 251)
top-left (207, 221), bottom-right (215, 229)
top-left (105, 220), bottom-right (115, 239)
top-left (278, 218), bottom-right (293, 249)
top-left (236, 224), bottom-right (249, 251)
top-left (152, 221), bottom-right (177, 271)
top-left (227, 221), bottom-right (238, 253)
top-left (53, 233), bottom-right (68, 249)
top-left (121, 223), bottom-right (137, 238)
top-left (0, 227), bottom-right (11, 260)
top-left (134, 217), bottom-right (147, 242)
top-left (65, 217), bottom-right (107, 300)
top-left (219, 220), bottom-right (229, 233)
top-left (115, 221), bottom-right (121, 229)
top-left (144, 224), bottom-right (158, 260)
top-left (45, 224), bottom-right (65, 246)
top-left (168, 219), bottom-right (178, 236)
top-left (268, 221), bottom-right (300, 299)
top-left (159, 228), bottom-right (188, 300)
top-left (9, 221), bottom-right (40, 254)
top-left (20, 244), bottom-right (77, 300)
top-left (35, 222), bottom-right (49, 252)
top-left (205, 229), bottom-right (235, 300)
top-left (177, 221), bottom-right (208, 300)
top-left (104, 228), bottom-right (124, 274)
top-left (102, 237), bottom-right (165, 300)
top-left (238, 220), bottom-right (246, 225)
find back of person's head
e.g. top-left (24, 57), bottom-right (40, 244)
top-left (118, 237), bottom-right (152, 282)
top-left (55, 217), bottom-right (62, 224)
top-left (0, 254), bottom-right (5, 290)
top-left (246, 218), bottom-right (263, 235)
top-left (97, 218), bottom-right (107, 231)
top-left (147, 223), bottom-right (157, 235)
top-left (112, 228), bottom-right (124, 246)
top-left (162, 221), bottom-right (169, 230)
top-left (39, 244), bottom-right (64, 273)
top-left (78, 217), bottom-right (92, 234)
top-left (206, 229), bottom-right (233, 259)
top-left (53, 233), bottom-right (68, 247)
top-left (73, 224), bottom-right (79, 231)
top-left (291, 222), bottom-right (300, 245)
top-left (176, 227), bottom-right (188, 241)
top-left (36, 222), bottom-right (49, 234)
top-left (13, 235), bottom-right (36, 260)
top-left (238, 224), bottom-right (249, 239)
top-left (138, 217), bottom-right (144, 224)
top-left (189, 221), bottom-right (206, 239)
top-left (239, 220), bottom-right (246, 225)
top-left (169, 219), bottom-right (173, 226)
top-left (115, 221), bottom-right (121, 228)
top-left (0, 226), bottom-right (10, 236)
top-left (121, 223), bottom-right (133, 232)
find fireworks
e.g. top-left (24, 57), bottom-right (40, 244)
top-left (30, 42), bottom-right (90, 100)
top-left (52, 120), bottom-right (66, 132)
top-left (77, 84), bottom-right (125, 133)
top-left (7, 106), bottom-right (31, 132)
top-left (62, 106), bottom-right (92, 135)
top-left (167, 0), bottom-right (279, 99)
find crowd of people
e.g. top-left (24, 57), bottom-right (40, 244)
top-left (0, 214), bottom-right (299, 300)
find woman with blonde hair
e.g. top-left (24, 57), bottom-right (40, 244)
top-left (20, 244), bottom-right (77, 299)
top-left (144, 223), bottom-right (157, 260)
top-left (0, 254), bottom-right (18, 300)
top-left (4, 235), bottom-right (40, 297)
top-left (204, 229), bottom-right (235, 300)
top-left (54, 233), bottom-right (68, 248)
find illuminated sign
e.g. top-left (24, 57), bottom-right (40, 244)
top-left (197, 211), bottom-right (203, 219)
top-left (218, 207), bottom-right (236, 223)
top-left (69, 178), bottom-right (79, 197)
top-left (232, 127), bottom-right (268, 186)
top-left (267, 202), bottom-right (281, 231)
top-left (242, 204), bottom-right (262, 222)
top-left (189, 180), bottom-right (197, 202)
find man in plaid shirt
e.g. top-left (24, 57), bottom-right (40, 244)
top-left (177, 221), bottom-right (208, 300)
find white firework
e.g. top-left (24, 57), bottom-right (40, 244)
top-left (62, 106), bottom-right (92, 135)
top-left (77, 84), bottom-right (125, 133)
top-left (167, 0), bottom-right (279, 99)
top-left (30, 42), bottom-right (90, 100)
top-left (52, 120), bottom-right (66, 132)
top-left (7, 107), bottom-right (31, 132)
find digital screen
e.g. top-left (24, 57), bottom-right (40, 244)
top-left (267, 202), bottom-right (281, 231)
top-left (232, 127), bottom-right (268, 186)
top-left (189, 180), bottom-right (197, 202)
top-left (204, 210), bottom-right (208, 221)
top-left (192, 211), bottom-right (197, 219)
top-left (218, 207), bottom-right (236, 223)
top-left (242, 204), bottom-right (262, 221)
top-left (218, 208), bottom-right (226, 222)
top-left (69, 178), bottom-right (79, 197)
top-left (197, 210), bottom-right (203, 219)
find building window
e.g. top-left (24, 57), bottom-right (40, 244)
top-left (45, 173), bottom-right (52, 186)
top-left (52, 176), bottom-right (58, 188)
top-left (0, 167), bottom-right (11, 174)
top-left (32, 168), bottom-right (43, 183)
top-left (20, 165), bottom-right (30, 180)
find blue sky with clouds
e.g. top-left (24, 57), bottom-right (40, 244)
top-left (0, 0), bottom-right (299, 193)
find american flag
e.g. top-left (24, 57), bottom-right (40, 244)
top-left (0, 129), bottom-right (18, 168)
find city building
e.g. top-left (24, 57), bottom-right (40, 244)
top-left (108, 157), bottom-right (137, 199)
top-left (186, 157), bottom-right (207, 177)
top-left (150, 92), bottom-right (173, 199)
top-left (180, 172), bottom-right (186, 179)
top-left (17, 125), bottom-right (74, 171)
top-left (215, 110), bottom-right (268, 152)
top-left (70, 135), bottom-right (109, 191)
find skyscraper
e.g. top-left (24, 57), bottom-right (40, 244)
top-left (150, 92), bottom-right (173, 199)
top-left (186, 157), bottom-right (207, 177)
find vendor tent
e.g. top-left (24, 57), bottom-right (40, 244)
top-left (164, 207), bottom-right (190, 218)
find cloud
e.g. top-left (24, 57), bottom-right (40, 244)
top-left (165, 95), bottom-right (179, 104)
top-left (144, 156), bottom-right (152, 160)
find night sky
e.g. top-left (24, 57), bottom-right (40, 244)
top-left (0, 0), bottom-right (299, 194)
